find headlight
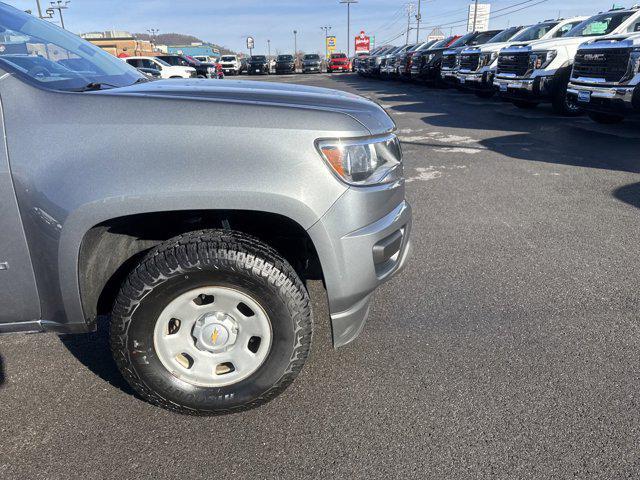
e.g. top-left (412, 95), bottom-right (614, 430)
top-left (480, 52), bottom-right (498, 67)
top-left (426, 53), bottom-right (436, 63)
top-left (529, 50), bottom-right (557, 70)
top-left (316, 134), bottom-right (403, 186)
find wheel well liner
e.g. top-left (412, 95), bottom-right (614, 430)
top-left (78, 210), bottom-right (323, 324)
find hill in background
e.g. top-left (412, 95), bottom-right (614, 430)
top-left (134, 32), bottom-right (238, 55)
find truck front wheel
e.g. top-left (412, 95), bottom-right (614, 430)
top-left (110, 229), bottom-right (312, 415)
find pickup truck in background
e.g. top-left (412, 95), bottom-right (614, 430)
top-left (219, 55), bottom-right (242, 75)
top-left (567, 32), bottom-right (640, 123)
top-left (0, 3), bottom-right (411, 415)
top-left (495, 6), bottom-right (640, 115)
top-left (456, 17), bottom-right (586, 98)
top-left (440, 29), bottom-right (505, 86)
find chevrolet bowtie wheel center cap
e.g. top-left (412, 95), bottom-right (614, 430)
top-left (193, 312), bottom-right (238, 353)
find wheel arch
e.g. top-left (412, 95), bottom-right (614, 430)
top-left (75, 209), bottom-right (324, 327)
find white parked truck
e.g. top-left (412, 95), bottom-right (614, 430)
top-left (219, 55), bottom-right (242, 75)
top-left (457, 17), bottom-right (587, 98)
top-left (495, 6), bottom-right (640, 115)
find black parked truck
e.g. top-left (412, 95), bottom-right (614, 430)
top-left (248, 55), bottom-right (270, 75)
top-left (302, 54), bottom-right (322, 73)
top-left (275, 54), bottom-right (296, 74)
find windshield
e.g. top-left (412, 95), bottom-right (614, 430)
top-left (0, 3), bottom-right (144, 91)
top-left (430, 37), bottom-right (452, 49)
top-left (304, 54), bottom-right (320, 60)
top-left (221, 56), bottom-right (236, 61)
top-left (331, 53), bottom-right (347, 59)
top-left (251, 56), bottom-right (266, 61)
top-left (488, 27), bottom-right (522, 44)
top-left (510, 22), bottom-right (557, 42)
top-left (566, 11), bottom-right (634, 37)
top-left (277, 55), bottom-right (293, 61)
top-left (449, 32), bottom-right (476, 48)
top-left (416, 40), bottom-right (436, 51)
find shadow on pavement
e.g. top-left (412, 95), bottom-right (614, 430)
top-left (60, 316), bottom-right (134, 395)
top-left (330, 74), bottom-right (640, 174)
top-left (614, 182), bottom-right (640, 210)
top-left (0, 353), bottom-right (5, 388)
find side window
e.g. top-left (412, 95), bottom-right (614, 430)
top-left (554, 23), bottom-right (576, 37)
top-left (150, 59), bottom-right (163, 70)
top-left (629, 20), bottom-right (640, 32)
top-left (127, 59), bottom-right (140, 68)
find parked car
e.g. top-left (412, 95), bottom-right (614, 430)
top-left (328, 52), bottom-right (351, 72)
top-left (156, 54), bottom-right (220, 79)
top-left (352, 52), bottom-right (370, 72)
top-left (138, 67), bottom-right (161, 79)
top-left (410, 36), bottom-right (461, 84)
top-left (439, 29), bottom-right (504, 86)
top-left (125, 56), bottom-right (196, 79)
top-left (495, 6), bottom-right (640, 115)
top-left (0, 3), bottom-right (411, 415)
top-left (365, 45), bottom-right (397, 76)
top-left (457, 17), bottom-right (587, 98)
top-left (568, 31), bottom-right (640, 123)
top-left (302, 53), bottom-right (322, 73)
top-left (275, 54), bottom-right (296, 74)
top-left (219, 54), bottom-right (242, 76)
top-left (397, 40), bottom-right (437, 80)
top-left (379, 45), bottom-right (411, 79)
top-left (248, 55), bottom-right (270, 75)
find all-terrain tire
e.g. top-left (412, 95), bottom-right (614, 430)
top-left (110, 229), bottom-right (312, 415)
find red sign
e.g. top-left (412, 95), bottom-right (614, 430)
top-left (355, 31), bottom-right (370, 54)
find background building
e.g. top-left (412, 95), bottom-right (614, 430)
top-left (166, 43), bottom-right (221, 61)
top-left (467, 3), bottom-right (491, 32)
top-left (80, 31), bottom-right (155, 57)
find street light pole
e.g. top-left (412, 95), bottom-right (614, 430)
top-left (321, 26), bottom-right (331, 60)
top-left (416, 0), bottom-right (422, 43)
top-left (339, 0), bottom-right (357, 58)
top-left (49, 1), bottom-right (70, 30)
top-left (267, 39), bottom-right (271, 61)
top-left (293, 30), bottom-right (298, 68)
top-left (35, 0), bottom-right (43, 17)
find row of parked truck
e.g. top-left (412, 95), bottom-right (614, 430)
top-left (355, 5), bottom-right (640, 124)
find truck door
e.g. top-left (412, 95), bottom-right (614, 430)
top-left (0, 99), bottom-right (40, 325)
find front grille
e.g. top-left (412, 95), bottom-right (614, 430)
top-left (573, 48), bottom-right (631, 83)
top-left (497, 52), bottom-right (530, 76)
top-left (442, 53), bottom-right (457, 69)
top-left (459, 53), bottom-right (480, 71)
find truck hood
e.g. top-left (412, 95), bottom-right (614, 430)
top-left (94, 79), bottom-right (395, 134)
top-left (508, 35), bottom-right (595, 52)
top-left (579, 32), bottom-right (640, 50)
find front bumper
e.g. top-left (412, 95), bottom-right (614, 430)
top-left (457, 70), bottom-right (494, 91)
top-left (567, 82), bottom-right (640, 116)
top-left (303, 65), bottom-right (321, 72)
top-left (308, 183), bottom-right (412, 348)
top-left (329, 64), bottom-right (349, 72)
top-left (440, 68), bottom-right (459, 85)
top-left (494, 75), bottom-right (556, 102)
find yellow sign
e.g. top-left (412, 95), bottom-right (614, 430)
top-left (326, 36), bottom-right (337, 52)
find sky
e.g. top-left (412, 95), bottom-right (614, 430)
top-left (6, 0), bottom-right (627, 54)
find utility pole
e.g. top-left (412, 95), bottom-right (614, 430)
top-left (147, 28), bottom-right (159, 48)
top-left (340, 0), bottom-right (358, 58)
top-left (416, 0), bottom-right (422, 43)
top-left (34, 0), bottom-right (43, 17)
top-left (267, 39), bottom-right (271, 61)
top-left (472, 0), bottom-right (479, 31)
top-left (49, 1), bottom-right (70, 30)
top-left (321, 26), bottom-right (331, 60)
top-left (405, 3), bottom-right (415, 46)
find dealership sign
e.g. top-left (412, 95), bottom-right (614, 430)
top-left (326, 35), bottom-right (337, 52)
top-left (355, 31), bottom-right (370, 53)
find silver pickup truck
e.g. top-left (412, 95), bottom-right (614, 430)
top-left (0, 3), bottom-right (411, 415)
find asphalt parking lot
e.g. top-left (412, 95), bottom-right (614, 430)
top-left (2, 72), bottom-right (640, 479)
